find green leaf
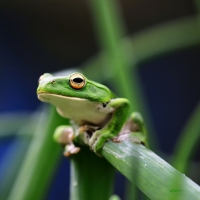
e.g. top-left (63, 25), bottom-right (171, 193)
top-left (172, 102), bottom-right (200, 173)
top-left (8, 106), bottom-right (68, 200)
top-left (69, 146), bottom-right (115, 200)
top-left (102, 140), bottom-right (200, 200)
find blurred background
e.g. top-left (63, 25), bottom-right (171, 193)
top-left (0, 0), bottom-right (200, 199)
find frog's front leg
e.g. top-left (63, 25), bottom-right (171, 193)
top-left (53, 125), bottom-right (81, 157)
top-left (89, 98), bottom-right (130, 155)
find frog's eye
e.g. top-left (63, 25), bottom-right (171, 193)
top-left (69, 73), bottom-right (85, 89)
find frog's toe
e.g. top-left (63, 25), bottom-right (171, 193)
top-left (63, 143), bottom-right (81, 157)
top-left (92, 142), bottom-right (102, 155)
top-left (88, 130), bottom-right (101, 147)
top-left (90, 134), bottom-right (108, 156)
top-left (53, 125), bottom-right (74, 145)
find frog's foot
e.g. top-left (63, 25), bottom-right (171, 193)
top-left (78, 125), bottom-right (99, 145)
top-left (79, 125), bottom-right (99, 133)
top-left (53, 125), bottom-right (80, 156)
top-left (129, 112), bottom-right (146, 133)
top-left (89, 129), bottom-right (112, 156)
top-left (112, 132), bottom-right (146, 145)
top-left (120, 112), bottom-right (144, 133)
top-left (53, 125), bottom-right (74, 144)
top-left (116, 112), bottom-right (148, 146)
top-left (63, 143), bottom-right (80, 157)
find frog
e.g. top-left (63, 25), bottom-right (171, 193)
top-left (37, 72), bottom-right (147, 156)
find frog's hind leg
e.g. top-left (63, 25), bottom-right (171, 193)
top-left (130, 112), bottom-right (147, 135)
top-left (116, 112), bottom-right (148, 147)
top-left (53, 125), bottom-right (80, 157)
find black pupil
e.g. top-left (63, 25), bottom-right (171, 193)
top-left (73, 77), bottom-right (83, 83)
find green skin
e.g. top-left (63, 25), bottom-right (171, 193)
top-left (37, 72), bottom-right (147, 156)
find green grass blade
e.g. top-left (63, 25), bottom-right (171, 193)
top-left (172, 102), bottom-right (200, 173)
top-left (8, 106), bottom-right (68, 200)
top-left (102, 140), bottom-right (200, 200)
top-left (0, 112), bottom-right (32, 137)
top-left (83, 16), bottom-right (200, 81)
top-left (88, 0), bottom-right (141, 112)
top-left (69, 146), bottom-right (115, 200)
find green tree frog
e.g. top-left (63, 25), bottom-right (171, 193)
top-left (37, 72), bottom-right (147, 156)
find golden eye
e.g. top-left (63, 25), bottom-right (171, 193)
top-left (69, 73), bottom-right (85, 89)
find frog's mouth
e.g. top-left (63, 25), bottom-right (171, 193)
top-left (37, 86), bottom-right (59, 101)
top-left (37, 92), bottom-right (84, 104)
top-left (37, 92), bottom-right (52, 103)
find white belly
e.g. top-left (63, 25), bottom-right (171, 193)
top-left (38, 93), bottom-right (112, 126)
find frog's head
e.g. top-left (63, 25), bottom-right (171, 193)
top-left (37, 72), bottom-right (115, 103)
